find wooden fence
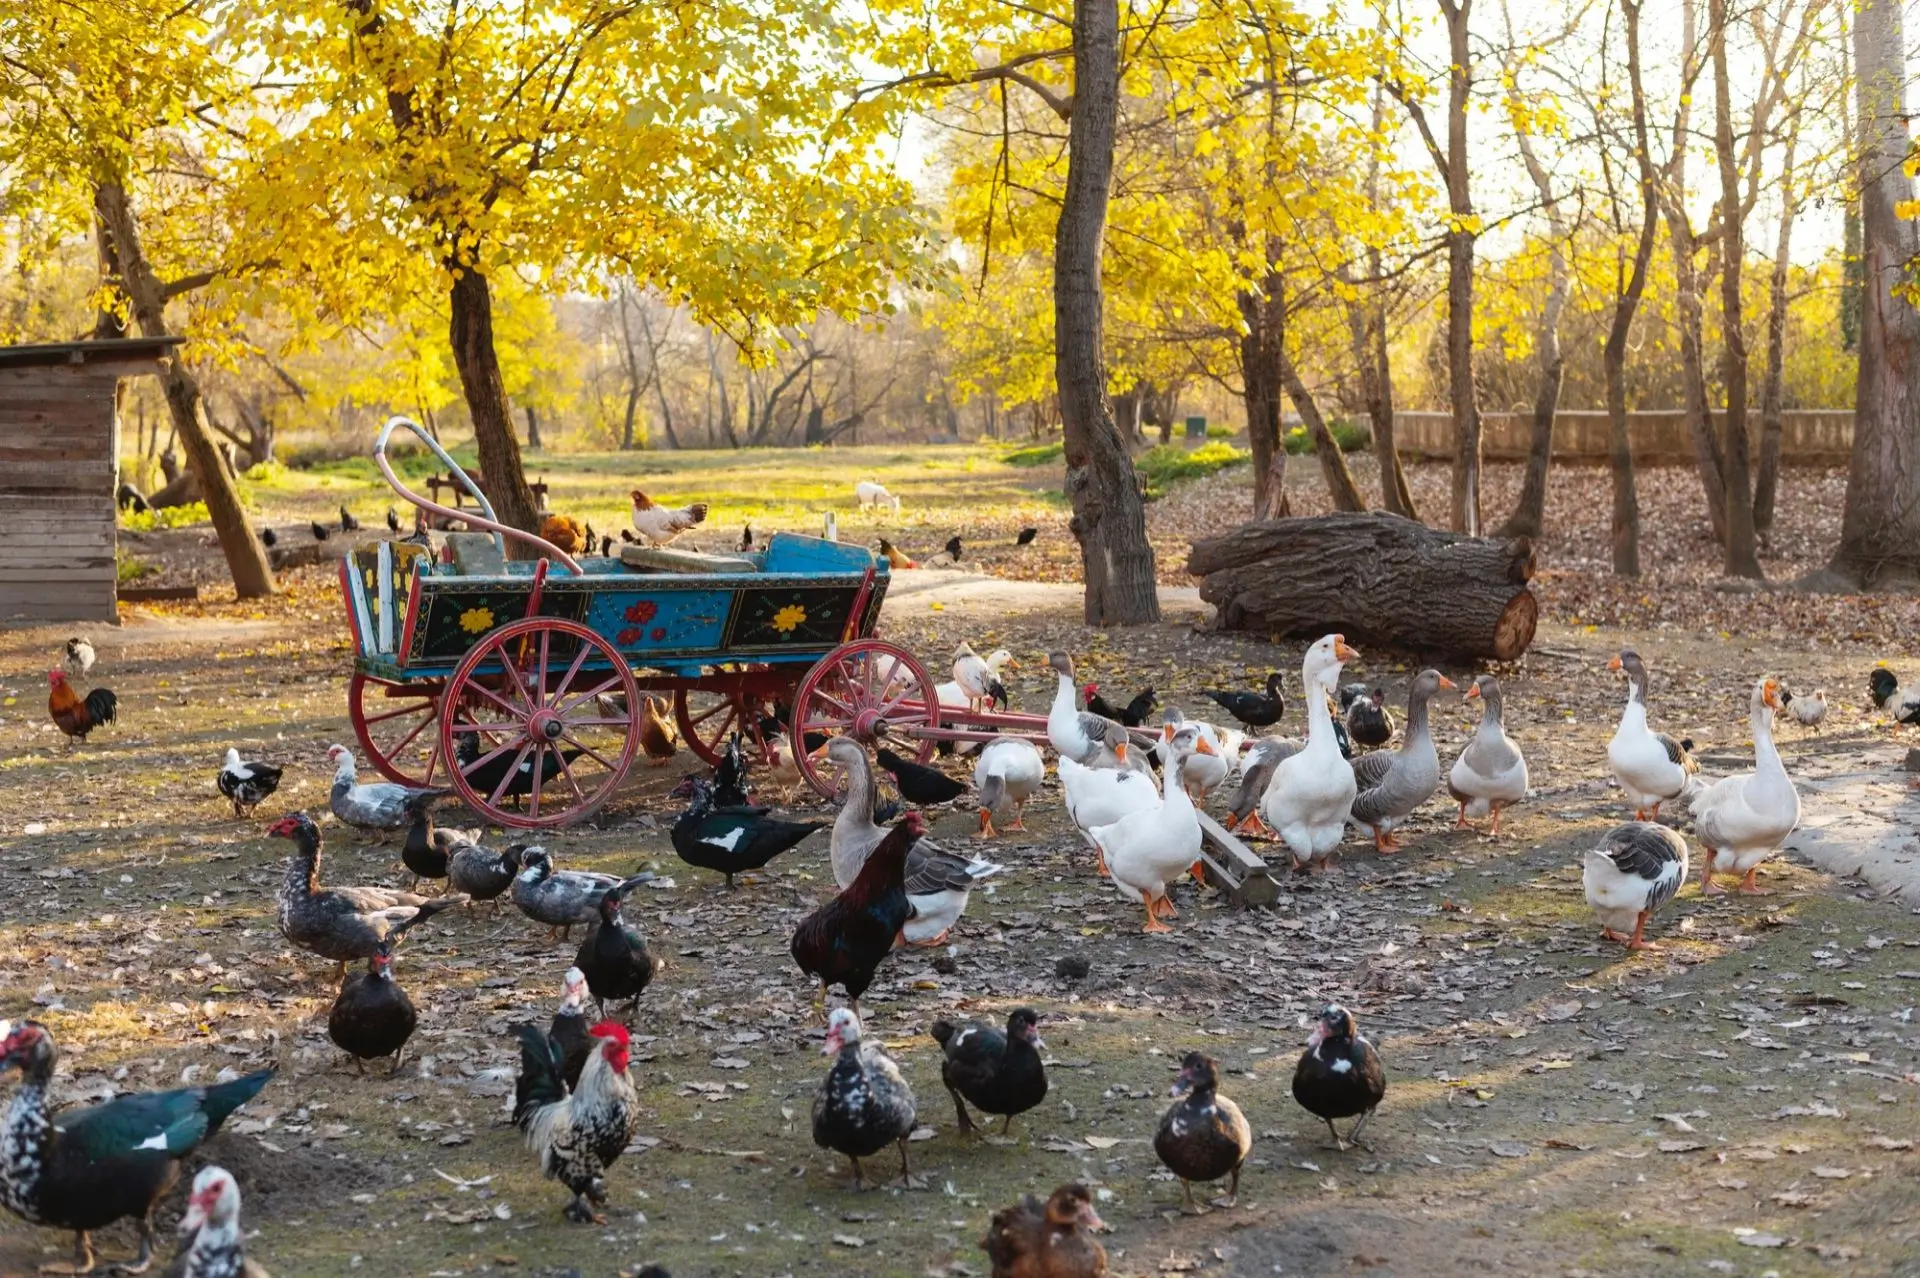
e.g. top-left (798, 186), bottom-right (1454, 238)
top-left (1392, 409), bottom-right (1853, 465)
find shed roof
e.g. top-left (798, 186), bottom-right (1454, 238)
top-left (0, 337), bottom-right (184, 370)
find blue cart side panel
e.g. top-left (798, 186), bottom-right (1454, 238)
top-left (583, 586), bottom-right (730, 653)
top-left (764, 532), bottom-right (878, 575)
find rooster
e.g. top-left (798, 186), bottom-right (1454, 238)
top-left (541, 513), bottom-right (589, 555)
top-left (1083, 682), bottom-right (1155, 728)
top-left (629, 489), bottom-right (707, 546)
top-left (512, 1019), bottom-right (638, 1223)
top-left (876, 537), bottom-right (916, 570)
top-left (47, 669), bottom-right (116, 746)
top-left (790, 811), bottom-right (922, 1017)
top-left (1869, 667), bottom-right (1920, 725)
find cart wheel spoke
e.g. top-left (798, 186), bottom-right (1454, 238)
top-left (360, 702), bottom-right (434, 727)
top-left (487, 741), bottom-right (535, 809)
top-left (553, 674), bottom-right (625, 719)
top-left (559, 733), bottom-right (622, 773)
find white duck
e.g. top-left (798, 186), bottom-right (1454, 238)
top-left (936, 649), bottom-right (1017, 753)
top-left (1047, 651), bottom-right (1132, 767)
top-left (1691, 676), bottom-right (1800, 896)
top-left (1259, 635), bottom-right (1361, 872)
top-left (1089, 726), bottom-right (1210, 933)
top-left (1447, 674), bottom-right (1529, 835)
top-left (951, 642), bottom-right (996, 713)
top-left (1058, 752), bottom-right (1161, 874)
top-left (1158, 708), bottom-right (1230, 802)
top-left (1606, 650), bottom-right (1700, 820)
top-left (1583, 821), bottom-right (1689, 950)
top-left (815, 737), bottom-right (1004, 944)
top-left (973, 736), bottom-right (1045, 837)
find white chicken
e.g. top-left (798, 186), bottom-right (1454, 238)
top-left (628, 489), bottom-right (708, 545)
top-left (1780, 688), bottom-right (1827, 730)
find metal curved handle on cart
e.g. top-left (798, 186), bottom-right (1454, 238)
top-left (374, 415), bottom-right (582, 575)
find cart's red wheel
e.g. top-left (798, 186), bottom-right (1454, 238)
top-left (791, 640), bottom-right (940, 798)
top-left (673, 688), bottom-right (761, 768)
top-left (349, 672), bottom-right (445, 787)
top-left (438, 618), bottom-right (640, 829)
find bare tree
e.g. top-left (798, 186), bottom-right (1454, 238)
top-left (1823, 0), bottom-right (1920, 587)
top-left (1345, 73), bottom-right (1417, 520)
top-left (1710, 0), bottom-right (1762, 578)
top-left (1390, 0), bottom-right (1483, 534)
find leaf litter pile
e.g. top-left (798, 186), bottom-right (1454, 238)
top-left (5, 467), bottom-right (1920, 1274)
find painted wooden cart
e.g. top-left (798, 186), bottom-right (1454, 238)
top-left (341, 418), bottom-right (1049, 829)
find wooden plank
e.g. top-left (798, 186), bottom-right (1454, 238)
top-left (117, 585), bottom-right (198, 602)
top-left (1194, 811), bottom-right (1281, 907)
top-left (0, 551), bottom-right (115, 570)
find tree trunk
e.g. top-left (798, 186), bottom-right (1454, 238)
top-left (1055, 0), bottom-right (1159, 626)
top-left (1606, 0), bottom-right (1661, 579)
top-left (524, 404), bottom-right (543, 451)
top-left (93, 179), bottom-right (276, 599)
top-left (1188, 512), bottom-right (1537, 660)
top-left (1825, 0), bottom-right (1920, 587)
top-left (1239, 279), bottom-right (1289, 518)
top-left (1441, 0), bottom-right (1482, 535)
top-left (1345, 292), bottom-right (1416, 519)
top-left (1659, 0), bottom-right (1730, 548)
top-left (636, 302), bottom-right (680, 450)
top-left (1754, 109), bottom-right (1799, 537)
top-left (1710, 0), bottom-right (1763, 580)
top-left (1277, 347), bottom-right (1365, 513)
top-left (447, 268), bottom-right (541, 541)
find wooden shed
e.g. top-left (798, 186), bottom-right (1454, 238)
top-left (0, 337), bottom-right (181, 625)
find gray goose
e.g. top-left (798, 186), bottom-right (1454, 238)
top-left (1348, 669), bottom-right (1455, 853)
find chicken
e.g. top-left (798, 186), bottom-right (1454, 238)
top-left (387, 506), bottom-right (402, 533)
top-left (1782, 688), bottom-right (1827, 730)
top-left (47, 668), bottom-right (116, 746)
top-left (923, 535), bottom-right (964, 568)
top-left (629, 489), bottom-right (707, 545)
top-left (541, 513), bottom-right (589, 555)
top-left (512, 1020), bottom-right (639, 1223)
top-left (310, 520), bottom-right (330, 542)
top-left (790, 811), bottom-right (922, 1016)
top-left (638, 694), bottom-right (677, 764)
top-left (63, 636), bottom-right (95, 675)
top-left (217, 748), bottom-right (285, 818)
top-left (1083, 682), bottom-right (1156, 728)
top-left (1869, 667), bottom-right (1920, 723)
top-left (876, 537), bottom-right (916, 570)
top-left (738, 525), bottom-right (755, 552)
top-left (1014, 527), bottom-right (1038, 547)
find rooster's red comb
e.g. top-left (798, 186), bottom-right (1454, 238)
top-left (589, 1020), bottom-right (630, 1044)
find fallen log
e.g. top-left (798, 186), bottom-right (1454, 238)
top-left (1187, 512), bottom-right (1538, 661)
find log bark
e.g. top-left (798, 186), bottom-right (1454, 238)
top-left (1187, 512), bottom-right (1538, 661)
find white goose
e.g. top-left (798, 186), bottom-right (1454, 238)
top-left (972, 736), bottom-right (1045, 837)
top-left (1606, 650), bottom-right (1699, 820)
top-left (1691, 676), bottom-right (1800, 896)
top-left (1059, 753), bottom-right (1160, 874)
top-left (1047, 651), bottom-right (1131, 766)
top-left (1157, 708), bottom-right (1231, 802)
top-left (1447, 674), bottom-right (1529, 835)
top-left (1089, 726), bottom-right (1209, 933)
top-left (1259, 635), bottom-right (1360, 872)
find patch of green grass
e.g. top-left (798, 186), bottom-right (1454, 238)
top-left (1284, 418), bottom-right (1371, 455)
top-left (120, 501), bottom-right (213, 532)
top-left (1205, 423), bottom-right (1238, 440)
top-left (999, 441), bottom-right (1065, 467)
top-left (1136, 440), bottom-right (1250, 498)
top-left (116, 553), bottom-right (156, 584)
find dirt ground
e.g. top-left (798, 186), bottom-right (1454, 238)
top-left (4, 543), bottom-right (1920, 1275)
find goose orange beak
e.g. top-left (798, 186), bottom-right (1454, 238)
top-left (1195, 737), bottom-right (1216, 756)
top-left (1114, 743), bottom-right (1128, 763)
top-left (1161, 722), bottom-right (1175, 742)
top-left (1464, 683), bottom-right (1482, 699)
top-left (1607, 655), bottom-right (1623, 671)
top-left (1333, 636), bottom-right (1359, 662)
top-left (807, 741), bottom-right (830, 761)
top-left (1438, 676), bottom-right (1458, 691)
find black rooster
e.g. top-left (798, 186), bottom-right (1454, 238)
top-left (1084, 682), bottom-right (1155, 728)
top-left (386, 506), bottom-right (401, 533)
top-left (713, 731), bottom-right (750, 807)
top-left (790, 811), bottom-right (922, 1015)
top-left (1014, 527), bottom-right (1037, 546)
top-left (339, 505), bottom-right (361, 533)
top-left (310, 520), bottom-right (330, 542)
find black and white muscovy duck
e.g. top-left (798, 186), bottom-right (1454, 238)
top-left (811, 1008), bottom-right (917, 1190)
top-left (1202, 671), bottom-right (1285, 729)
top-left (327, 940), bottom-right (418, 1075)
top-left (1343, 684), bottom-right (1395, 751)
top-left (1153, 1051), bottom-right (1252, 1211)
top-left (930, 1007), bottom-right (1048, 1135)
top-left (512, 849), bottom-right (652, 941)
top-left (325, 744), bottom-right (448, 835)
top-left (512, 1020), bottom-right (638, 1222)
top-left (549, 967), bottom-right (592, 1090)
top-left (162, 1165), bottom-right (271, 1277)
top-left (402, 805), bottom-right (480, 891)
top-left (453, 730), bottom-right (582, 802)
top-left (267, 812), bottom-right (466, 976)
top-left (215, 749), bottom-right (283, 818)
top-left (712, 732), bottom-right (751, 808)
top-left (446, 841), bottom-right (525, 909)
top-left (817, 738), bottom-right (1003, 946)
top-left (667, 776), bottom-right (826, 889)
top-left (1290, 1004), bottom-right (1386, 1150)
top-left (875, 747), bottom-right (969, 806)
top-left (574, 877), bottom-right (661, 1018)
top-left (0, 1022), bottom-right (272, 1275)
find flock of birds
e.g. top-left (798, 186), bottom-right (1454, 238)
top-left (21, 588), bottom-right (1918, 1274)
